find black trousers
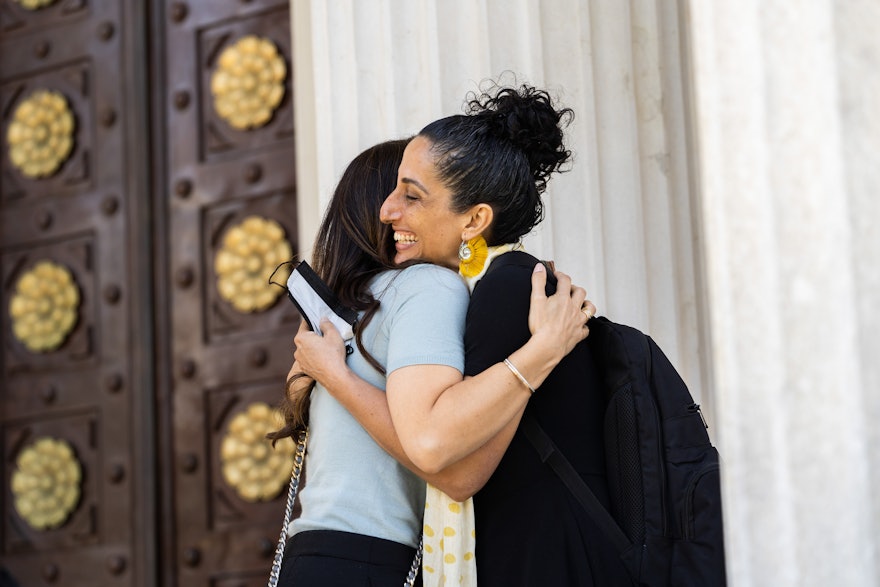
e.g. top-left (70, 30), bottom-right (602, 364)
top-left (279, 530), bottom-right (422, 587)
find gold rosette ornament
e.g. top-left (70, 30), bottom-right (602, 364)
top-left (8, 261), bottom-right (80, 353)
top-left (11, 437), bottom-right (82, 530)
top-left (210, 35), bottom-right (287, 130)
top-left (6, 90), bottom-right (75, 178)
top-left (214, 215), bottom-right (292, 313)
top-left (220, 402), bottom-right (295, 502)
top-left (13, 0), bottom-right (56, 9)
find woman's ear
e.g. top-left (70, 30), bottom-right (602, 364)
top-left (461, 203), bottom-right (494, 241)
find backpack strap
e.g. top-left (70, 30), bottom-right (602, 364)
top-left (521, 413), bottom-right (631, 554)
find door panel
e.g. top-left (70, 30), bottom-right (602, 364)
top-left (0, 1), bottom-right (298, 585)
top-left (0, 0), bottom-right (152, 585)
top-left (158, 1), bottom-right (299, 585)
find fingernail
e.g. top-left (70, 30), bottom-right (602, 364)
top-left (534, 263), bottom-right (545, 273)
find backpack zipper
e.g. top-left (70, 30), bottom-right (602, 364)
top-left (689, 403), bottom-right (708, 429)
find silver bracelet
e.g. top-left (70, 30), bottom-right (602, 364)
top-left (504, 358), bottom-right (536, 394)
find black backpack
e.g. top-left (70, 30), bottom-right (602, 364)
top-left (522, 315), bottom-right (726, 586)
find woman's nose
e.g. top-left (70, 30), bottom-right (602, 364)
top-left (379, 192), bottom-right (400, 223)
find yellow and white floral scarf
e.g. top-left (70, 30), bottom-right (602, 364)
top-left (421, 242), bottom-right (524, 587)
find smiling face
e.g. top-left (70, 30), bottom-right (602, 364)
top-left (379, 136), bottom-right (473, 269)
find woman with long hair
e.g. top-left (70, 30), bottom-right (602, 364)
top-left (293, 83), bottom-right (634, 585)
top-left (272, 134), bottom-right (593, 586)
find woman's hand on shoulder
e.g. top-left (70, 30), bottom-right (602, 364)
top-left (528, 263), bottom-right (597, 357)
top-left (293, 318), bottom-right (350, 388)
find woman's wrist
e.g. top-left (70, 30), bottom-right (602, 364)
top-left (506, 335), bottom-right (563, 394)
top-left (503, 358), bottom-right (536, 394)
top-left (528, 327), bottom-right (568, 364)
top-left (319, 363), bottom-right (359, 398)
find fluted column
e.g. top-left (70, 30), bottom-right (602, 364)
top-left (686, 0), bottom-right (880, 584)
top-left (290, 1), bottom-right (880, 584)
top-left (291, 0), bottom-right (707, 404)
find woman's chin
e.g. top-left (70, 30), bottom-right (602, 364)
top-left (394, 250), bottom-right (416, 265)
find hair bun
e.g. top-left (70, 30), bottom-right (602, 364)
top-left (468, 84), bottom-right (573, 194)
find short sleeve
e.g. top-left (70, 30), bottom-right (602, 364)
top-left (384, 265), bottom-right (469, 374)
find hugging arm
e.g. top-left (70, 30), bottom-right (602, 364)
top-left (294, 265), bottom-right (595, 500)
top-left (290, 352), bottom-right (516, 501)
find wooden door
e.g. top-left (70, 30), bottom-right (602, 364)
top-left (155, 1), bottom-right (300, 585)
top-left (0, 1), bottom-right (299, 585)
top-left (0, 0), bottom-right (155, 585)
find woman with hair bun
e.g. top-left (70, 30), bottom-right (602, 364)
top-left (274, 136), bottom-right (588, 587)
top-left (294, 83), bottom-right (631, 585)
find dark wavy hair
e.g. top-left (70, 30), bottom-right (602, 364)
top-left (418, 83), bottom-right (573, 245)
top-left (269, 138), bottom-right (409, 441)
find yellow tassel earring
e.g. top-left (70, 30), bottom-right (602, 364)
top-left (458, 235), bottom-right (489, 278)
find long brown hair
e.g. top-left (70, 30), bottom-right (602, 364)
top-left (269, 138), bottom-right (409, 442)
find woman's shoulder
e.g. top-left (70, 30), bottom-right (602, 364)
top-left (398, 263), bottom-right (467, 290)
top-left (476, 251), bottom-right (541, 292)
top-left (373, 263), bottom-right (467, 301)
top-left (492, 250), bottom-right (541, 270)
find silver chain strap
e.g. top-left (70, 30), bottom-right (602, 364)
top-left (266, 429), bottom-right (423, 587)
top-left (267, 429), bottom-right (308, 587)
top-left (404, 535), bottom-right (423, 587)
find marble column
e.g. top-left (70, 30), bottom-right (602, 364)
top-left (686, 0), bottom-right (880, 584)
top-left (291, 0), bottom-right (708, 403)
